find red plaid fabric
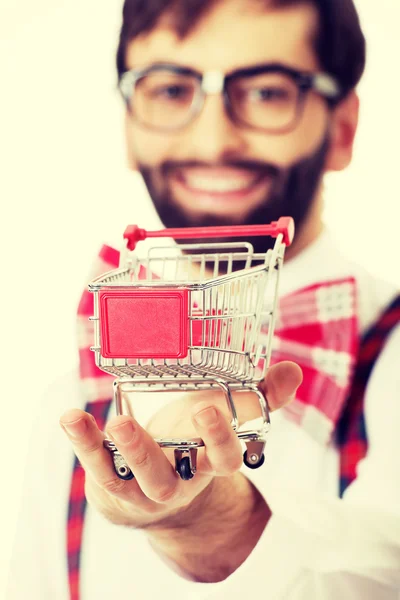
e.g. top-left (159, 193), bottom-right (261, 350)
top-left (67, 399), bottom-right (112, 600)
top-left (66, 244), bottom-right (398, 600)
top-left (268, 278), bottom-right (359, 444)
top-left (336, 294), bottom-right (400, 497)
top-left (67, 246), bottom-right (118, 600)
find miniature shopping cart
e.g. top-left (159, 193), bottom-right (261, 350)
top-left (89, 217), bottom-right (294, 481)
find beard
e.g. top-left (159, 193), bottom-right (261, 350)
top-left (138, 133), bottom-right (330, 255)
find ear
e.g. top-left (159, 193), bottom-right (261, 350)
top-left (325, 92), bottom-right (360, 172)
top-left (124, 111), bottom-right (138, 171)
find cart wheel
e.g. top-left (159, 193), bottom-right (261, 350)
top-left (116, 465), bottom-right (135, 481)
top-left (177, 456), bottom-right (194, 481)
top-left (243, 450), bottom-right (265, 470)
top-left (104, 441), bottom-right (135, 481)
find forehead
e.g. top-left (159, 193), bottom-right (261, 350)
top-left (125, 1), bottom-right (320, 73)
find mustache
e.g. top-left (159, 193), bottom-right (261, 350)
top-left (158, 159), bottom-right (281, 179)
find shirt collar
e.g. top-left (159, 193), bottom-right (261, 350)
top-left (279, 227), bottom-right (350, 296)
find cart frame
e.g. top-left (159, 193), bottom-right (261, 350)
top-left (89, 218), bottom-right (294, 480)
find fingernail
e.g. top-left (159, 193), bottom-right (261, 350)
top-left (194, 407), bottom-right (218, 428)
top-left (61, 418), bottom-right (88, 439)
top-left (108, 421), bottom-right (135, 445)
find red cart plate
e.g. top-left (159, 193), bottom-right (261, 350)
top-left (99, 288), bottom-right (189, 359)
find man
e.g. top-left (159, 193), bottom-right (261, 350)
top-left (7, 0), bottom-right (400, 599)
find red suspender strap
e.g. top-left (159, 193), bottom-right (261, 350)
top-left (68, 244), bottom-right (119, 599)
top-left (337, 294), bottom-right (400, 497)
top-left (67, 399), bottom-right (113, 600)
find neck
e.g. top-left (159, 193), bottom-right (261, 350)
top-left (284, 192), bottom-right (324, 262)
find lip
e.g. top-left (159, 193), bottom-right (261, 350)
top-left (171, 169), bottom-right (271, 208)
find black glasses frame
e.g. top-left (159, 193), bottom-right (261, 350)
top-left (119, 62), bottom-right (341, 134)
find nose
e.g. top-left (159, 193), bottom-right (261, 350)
top-left (180, 93), bottom-right (248, 163)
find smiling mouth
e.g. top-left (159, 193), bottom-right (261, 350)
top-left (173, 168), bottom-right (270, 200)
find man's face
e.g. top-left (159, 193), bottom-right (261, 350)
top-left (124, 1), bottom-right (336, 249)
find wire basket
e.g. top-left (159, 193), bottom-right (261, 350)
top-left (89, 217), bottom-right (294, 480)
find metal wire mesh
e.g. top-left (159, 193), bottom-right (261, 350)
top-left (89, 242), bottom-right (282, 385)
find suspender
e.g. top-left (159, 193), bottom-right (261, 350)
top-left (66, 399), bottom-right (112, 600)
top-left (337, 294), bottom-right (400, 497)
top-left (66, 296), bottom-right (400, 599)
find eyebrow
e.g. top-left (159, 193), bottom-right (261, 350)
top-left (126, 61), bottom-right (313, 79)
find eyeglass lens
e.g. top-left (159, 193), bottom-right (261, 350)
top-left (133, 70), bottom-right (200, 130)
top-left (129, 69), bottom-right (302, 132)
top-left (226, 71), bottom-right (301, 131)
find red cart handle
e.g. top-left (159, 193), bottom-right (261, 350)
top-left (123, 217), bottom-right (295, 251)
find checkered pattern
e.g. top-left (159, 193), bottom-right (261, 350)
top-left (67, 246), bottom-right (118, 600)
top-left (66, 244), bottom-right (399, 600)
top-left (267, 279), bottom-right (359, 444)
top-left (336, 294), bottom-right (400, 497)
top-left (67, 399), bottom-right (112, 600)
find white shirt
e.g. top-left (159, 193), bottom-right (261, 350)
top-left (6, 230), bottom-right (400, 600)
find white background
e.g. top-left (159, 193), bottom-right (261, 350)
top-left (0, 0), bottom-right (399, 594)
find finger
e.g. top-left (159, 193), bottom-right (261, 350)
top-left (191, 403), bottom-right (243, 475)
top-left (60, 409), bottom-right (146, 503)
top-left (261, 361), bottom-right (303, 412)
top-left (106, 415), bottom-right (184, 505)
top-left (60, 409), bottom-right (116, 481)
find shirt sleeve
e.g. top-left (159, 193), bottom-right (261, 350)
top-left (5, 370), bottom-right (83, 600)
top-left (191, 323), bottom-right (400, 599)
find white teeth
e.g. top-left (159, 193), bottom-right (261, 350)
top-left (184, 176), bottom-right (256, 193)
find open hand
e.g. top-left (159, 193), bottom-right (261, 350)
top-left (60, 361), bottom-right (302, 530)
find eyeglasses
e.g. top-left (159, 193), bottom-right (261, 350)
top-left (119, 62), bottom-right (341, 134)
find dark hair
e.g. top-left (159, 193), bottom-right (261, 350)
top-left (116, 0), bottom-right (366, 101)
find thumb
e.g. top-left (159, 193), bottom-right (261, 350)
top-left (261, 361), bottom-right (303, 412)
